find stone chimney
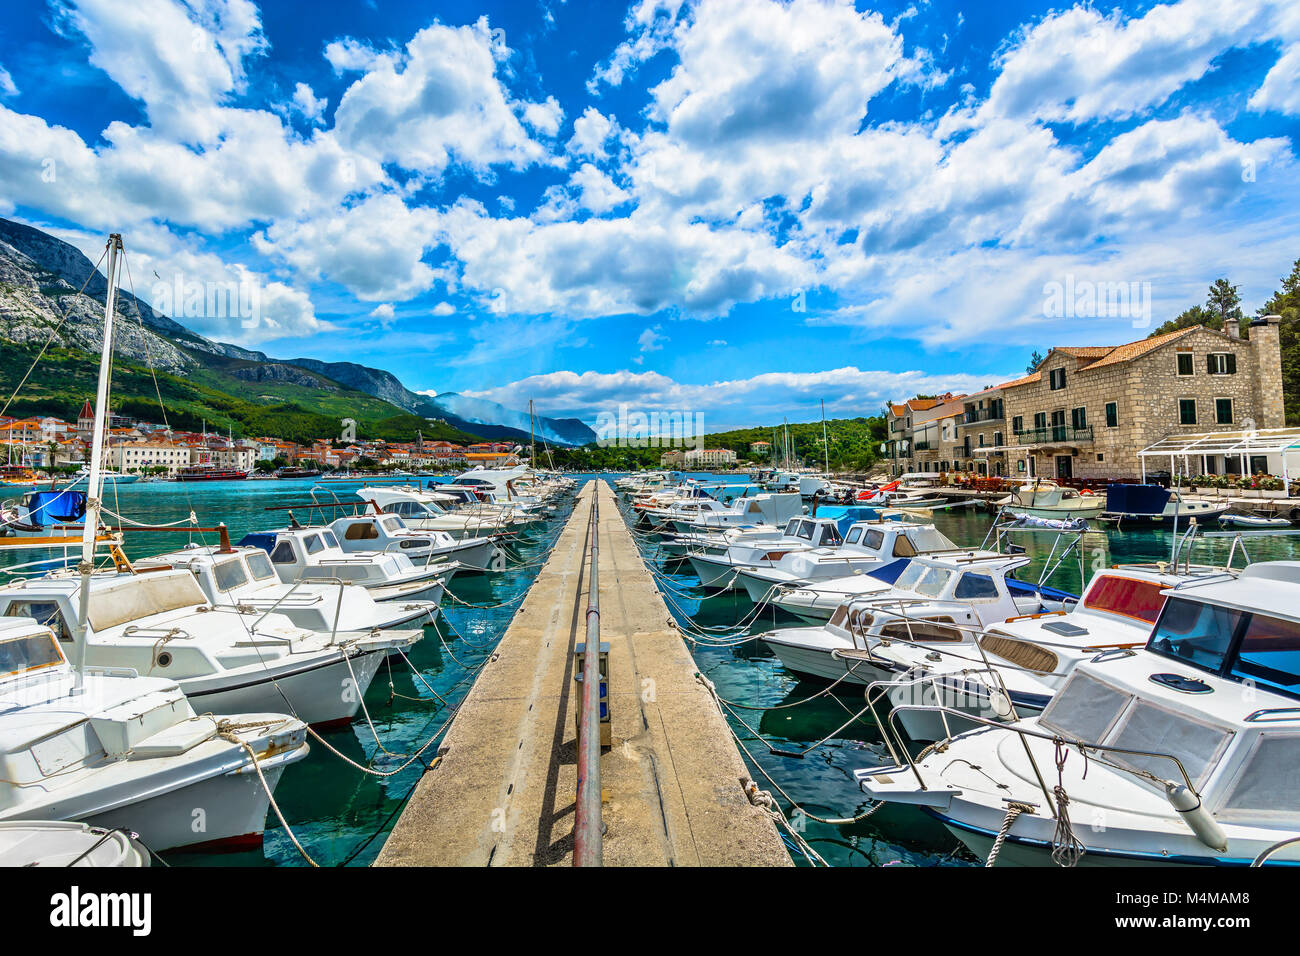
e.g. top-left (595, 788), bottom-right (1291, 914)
top-left (1225, 315), bottom-right (1240, 340)
top-left (1250, 314), bottom-right (1284, 429)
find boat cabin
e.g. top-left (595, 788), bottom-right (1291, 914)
top-left (1028, 562), bottom-right (1300, 824)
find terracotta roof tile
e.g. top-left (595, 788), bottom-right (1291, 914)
top-left (1080, 327), bottom-right (1201, 372)
top-left (998, 371), bottom-right (1041, 389)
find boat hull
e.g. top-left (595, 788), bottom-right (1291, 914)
top-left (180, 648), bottom-right (387, 727)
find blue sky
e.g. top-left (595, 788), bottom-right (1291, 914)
top-left (1, 0), bottom-right (1298, 430)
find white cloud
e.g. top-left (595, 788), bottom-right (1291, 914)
top-left (588, 0), bottom-right (687, 92)
top-left (707, 338), bottom-right (727, 346)
top-left (434, 198), bottom-right (813, 318)
top-left (638, 324), bottom-right (667, 352)
top-left (1251, 45), bottom-right (1300, 115)
top-left (522, 96), bottom-right (564, 137)
top-left (290, 82), bottom-right (328, 124)
top-left (369, 303), bottom-right (396, 327)
top-left (253, 194), bottom-right (443, 301)
top-left (58, 0), bottom-right (268, 142)
top-left (330, 17), bottom-right (557, 176)
top-left (982, 0), bottom-right (1290, 125)
top-left (465, 365), bottom-right (1000, 428)
top-left (567, 107), bottom-right (621, 160)
top-left (0, 65), bottom-right (17, 99)
top-left (431, 301), bottom-right (455, 316)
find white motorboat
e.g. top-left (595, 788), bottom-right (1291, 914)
top-left (732, 519), bottom-right (960, 603)
top-left (762, 552), bottom-right (1069, 686)
top-left (882, 564), bottom-right (1208, 741)
top-left (0, 615), bottom-right (308, 852)
top-left (667, 492), bottom-right (804, 534)
top-left (858, 561), bottom-right (1300, 867)
top-left (136, 543), bottom-right (442, 632)
top-left (330, 513), bottom-right (504, 573)
top-left (684, 516), bottom-right (845, 590)
top-left (356, 485), bottom-right (526, 539)
top-left (0, 566), bottom-right (419, 728)
top-left (0, 821), bottom-right (151, 866)
top-left (998, 480), bottom-right (1105, 520)
top-left (239, 527), bottom-right (457, 602)
top-left (60, 468), bottom-right (141, 487)
top-left (1100, 483), bottom-right (1231, 526)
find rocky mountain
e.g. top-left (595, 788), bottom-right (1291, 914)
top-left (0, 218), bottom-right (596, 446)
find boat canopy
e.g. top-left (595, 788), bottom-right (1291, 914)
top-left (1138, 426), bottom-right (1300, 482)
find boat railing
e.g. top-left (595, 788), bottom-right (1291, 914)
top-left (872, 693), bottom-right (1203, 819)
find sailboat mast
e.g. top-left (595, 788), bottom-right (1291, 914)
top-left (529, 399), bottom-right (535, 466)
top-left (73, 232), bottom-right (122, 689)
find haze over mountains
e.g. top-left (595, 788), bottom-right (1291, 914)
top-left (0, 219), bottom-right (595, 446)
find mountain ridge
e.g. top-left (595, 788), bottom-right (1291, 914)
top-left (0, 218), bottom-right (594, 446)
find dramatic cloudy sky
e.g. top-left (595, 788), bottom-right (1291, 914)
top-left (1, 0), bottom-right (1298, 429)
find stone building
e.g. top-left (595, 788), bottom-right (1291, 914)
top-left (981, 317), bottom-right (1284, 480)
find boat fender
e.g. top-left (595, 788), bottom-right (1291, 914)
top-left (988, 687), bottom-right (1015, 720)
top-left (1165, 783), bottom-right (1228, 852)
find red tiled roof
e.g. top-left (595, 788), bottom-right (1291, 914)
top-left (998, 371), bottom-right (1042, 389)
top-left (1078, 327), bottom-right (1201, 372)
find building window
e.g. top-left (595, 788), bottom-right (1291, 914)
top-left (1071, 406), bottom-right (1087, 429)
top-left (1105, 401), bottom-right (1118, 428)
top-left (1215, 397), bottom-right (1233, 424)
top-left (993, 431), bottom-right (1003, 447)
top-left (1049, 367), bottom-right (1066, 390)
top-left (1012, 415), bottom-right (1023, 432)
top-left (1207, 353), bottom-right (1237, 375)
top-left (1176, 352), bottom-right (1195, 376)
top-left (1179, 399), bottom-right (1198, 425)
top-left (1097, 453), bottom-right (1105, 462)
top-left (1033, 411), bottom-right (1047, 429)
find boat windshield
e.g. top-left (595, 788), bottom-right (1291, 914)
top-left (1229, 613), bottom-right (1300, 699)
top-left (1084, 575), bottom-right (1167, 624)
top-left (905, 527), bottom-right (958, 552)
top-left (894, 563), bottom-right (951, 598)
top-left (0, 629), bottom-right (64, 681)
top-left (1148, 597), bottom-right (1245, 675)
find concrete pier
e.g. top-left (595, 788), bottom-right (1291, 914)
top-left (375, 480), bottom-right (791, 867)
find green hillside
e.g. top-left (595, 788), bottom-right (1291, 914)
top-left (0, 340), bottom-right (483, 446)
top-left (549, 416), bottom-right (887, 471)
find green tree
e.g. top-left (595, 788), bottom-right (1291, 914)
top-left (1207, 278), bottom-right (1243, 325)
top-left (1025, 350), bottom-right (1044, 374)
top-left (1148, 304), bottom-right (1218, 338)
top-left (1258, 258), bottom-right (1300, 425)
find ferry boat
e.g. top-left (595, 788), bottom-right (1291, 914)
top-left (856, 561), bottom-right (1300, 866)
top-left (274, 466), bottom-right (322, 479)
top-left (177, 465), bottom-right (248, 481)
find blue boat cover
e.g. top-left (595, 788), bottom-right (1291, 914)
top-left (1106, 483), bottom-right (1170, 516)
top-left (238, 532), bottom-right (279, 554)
top-left (25, 490), bottom-right (86, 527)
top-left (1005, 577), bottom-right (1079, 602)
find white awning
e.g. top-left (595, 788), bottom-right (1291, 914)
top-left (1138, 427), bottom-right (1300, 457)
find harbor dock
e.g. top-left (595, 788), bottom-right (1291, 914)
top-left (375, 480), bottom-right (791, 867)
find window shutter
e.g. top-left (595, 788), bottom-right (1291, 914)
top-left (1227, 353), bottom-right (1237, 374)
top-left (1206, 354), bottom-right (1215, 374)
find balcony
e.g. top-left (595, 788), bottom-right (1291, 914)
top-left (961, 408), bottom-right (1005, 425)
top-left (1014, 426), bottom-right (1094, 445)
top-left (913, 440), bottom-right (933, 451)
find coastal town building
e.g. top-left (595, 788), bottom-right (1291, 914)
top-left (985, 318), bottom-right (1284, 480)
top-left (684, 447), bottom-right (738, 468)
top-left (888, 318), bottom-right (1285, 481)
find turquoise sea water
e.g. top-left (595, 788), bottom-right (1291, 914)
top-left (5, 472), bottom-right (1298, 866)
